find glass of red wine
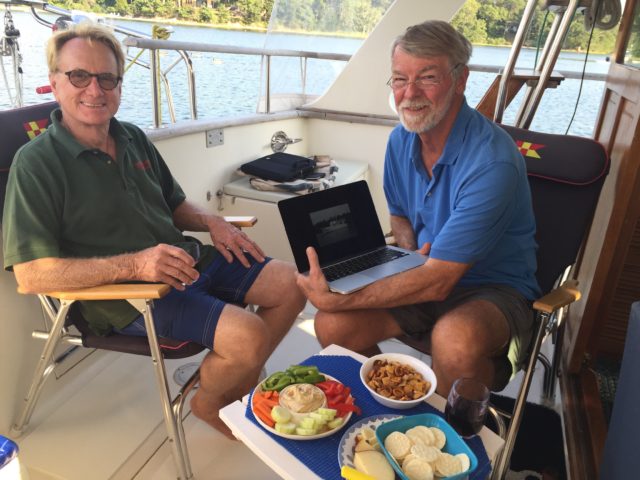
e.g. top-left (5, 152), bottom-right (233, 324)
top-left (445, 378), bottom-right (490, 438)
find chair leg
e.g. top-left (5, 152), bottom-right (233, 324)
top-left (172, 366), bottom-right (200, 477)
top-left (134, 298), bottom-right (193, 480)
top-left (11, 300), bottom-right (74, 436)
top-left (543, 320), bottom-right (564, 401)
top-left (490, 311), bottom-right (549, 480)
top-left (487, 404), bottom-right (507, 439)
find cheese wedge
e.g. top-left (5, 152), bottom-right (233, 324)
top-left (353, 451), bottom-right (395, 480)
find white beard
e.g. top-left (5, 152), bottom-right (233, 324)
top-left (398, 84), bottom-right (456, 133)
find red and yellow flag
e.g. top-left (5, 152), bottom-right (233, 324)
top-left (515, 140), bottom-right (545, 159)
top-left (23, 119), bottom-right (49, 140)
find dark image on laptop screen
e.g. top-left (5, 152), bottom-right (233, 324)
top-left (309, 204), bottom-right (358, 247)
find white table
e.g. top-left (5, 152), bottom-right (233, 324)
top-left (220, 344), bottom-right (504, 480)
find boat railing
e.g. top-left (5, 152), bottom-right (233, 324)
top-left (123, 37), bottom-right (353, 128)
top-left (123, 37), bottom-right (605, 129)
top-left (5, 0), bottom-right (606, 129)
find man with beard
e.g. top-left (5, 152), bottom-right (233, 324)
top-left (296, 20), bottom-right (540, 396)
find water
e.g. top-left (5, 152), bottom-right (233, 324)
top-left (1, 11), bottom-right (609, 137)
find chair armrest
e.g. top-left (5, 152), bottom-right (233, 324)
top-left (17, 218), bottom-right (255, 301)
top-left (224, 216), bottom-right (257, 228)
top-left (21, 283), bottom-right (171, 301)
top-left (533, 279), bottom-right (580, 314)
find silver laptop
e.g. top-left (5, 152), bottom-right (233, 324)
top-left (278, 180), bottom-right (427, 294)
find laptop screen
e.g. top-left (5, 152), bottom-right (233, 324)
top-left (278, 180), bottom-right (386, 272)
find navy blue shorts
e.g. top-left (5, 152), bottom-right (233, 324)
top-left (114, 255), bottom-right (271, 349)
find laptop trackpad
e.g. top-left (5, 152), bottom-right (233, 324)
top-left (328, 273), bottom-right (373, 294)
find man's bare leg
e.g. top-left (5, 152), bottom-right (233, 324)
top-left (314, 308), bottom-right (403, 353)
top-left (430, 299), bottom-right (510, 396)
top-left (191, 260), bottom-right (306, 438)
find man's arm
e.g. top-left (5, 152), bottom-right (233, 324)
top-left (172, 200), bottom-right (265, 267)
top-left (296, 246), bottom-right (471, 313)
top-left (390, 214), bottom-right (417, 250)
top-left (13, 244), bottom-right (199, 294)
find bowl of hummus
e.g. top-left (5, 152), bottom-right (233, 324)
top-left (251, 373), bottom-right (354, 440)
top-left (279, 383), bottom-right (327, 415)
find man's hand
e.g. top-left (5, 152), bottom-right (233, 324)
top-left (417, 242), bottom-right (431, 256)
top-left (132, 244), bottom-right (200, 290)
top-left (296, 246), bottom-right (347, 312)
top-left (207, 216), bottom-right (265, 267)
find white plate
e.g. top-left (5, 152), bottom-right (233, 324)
top-left (251, 373), bottom-right (353, 441)
top-left (337, 414), bottom-right (402, 468)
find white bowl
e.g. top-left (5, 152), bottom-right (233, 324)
top-left (360, 353), bottom-right (437, 409)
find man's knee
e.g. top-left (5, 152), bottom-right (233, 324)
top-left (249, 260), bottom-right (305, 309)
top-left (314, 310), bottom-right (357, 347)
top-left (431, 317), bottom-right (490, 363)
top-left (216, 312), bottom-right (271, 365)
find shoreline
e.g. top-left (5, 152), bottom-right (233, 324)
top-left (8, 6), bottom-right (612, 54)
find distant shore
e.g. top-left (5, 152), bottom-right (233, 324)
top-left (9, 6), bottom-right (611, 53)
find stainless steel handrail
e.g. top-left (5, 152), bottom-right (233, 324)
top-left (123, 37), bottom-right (353, 127)
top-left (11, 0), bottom-right (606, 129)
top-left (494, 0), bottom-right (541, 123)
top-left (517, 0), bottom-right (581, 128)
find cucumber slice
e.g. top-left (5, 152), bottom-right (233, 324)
top-left (309, 412), bottom-right (328, 424)
top-left (316, 407), bottom-right (337, 420)
top-left (299, 416), bottom-right (317, 430)
top-left (270, 405), bottom-right (292, 423)
top-left (295, 427), bottom-right (317, 436)
top-left (327, 417), bottom-right (344, 429)
top-left (274, 422), bottom-right (296, 434)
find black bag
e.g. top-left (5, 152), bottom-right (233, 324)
top-left (240, 152), bottom-right (316, 182)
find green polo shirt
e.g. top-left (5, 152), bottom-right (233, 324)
top-left (2, 109), bottom-right (215, 334)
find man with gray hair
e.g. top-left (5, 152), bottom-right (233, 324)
top-left (298, 20), bottom-right (540, 395)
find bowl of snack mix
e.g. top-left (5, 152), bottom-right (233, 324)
top-left (360, 353), bottom-right (437, 409)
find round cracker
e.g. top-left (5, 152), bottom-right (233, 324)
top-left (384, 431), bottom-right (412, 460)
top-left (410, 443), bottom-right (440, 463)
top-left (403, 456), bottom-right (434, 480)
top-left (455, 452), bottom-right (471, 472)
top-left (406, 425), bottom-right (435, 446)
top-left (402, 453), bottom-right (420, 469)
top-left (429, 426), bottom-right (447, 449)
top-left (434, 452), bottom-right (462, 477)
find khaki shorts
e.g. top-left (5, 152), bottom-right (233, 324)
top-left (389, 284), bottom-right (535, 384)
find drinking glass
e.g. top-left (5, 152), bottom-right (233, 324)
top-left (174, 241), bottom-right (201, 262)
top-left (444, 377), bottom-right (490, 438)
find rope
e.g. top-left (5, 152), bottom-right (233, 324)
top-left (584, 0), bottom-right (621, 31)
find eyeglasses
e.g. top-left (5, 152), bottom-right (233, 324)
top-left (62, 69), bottom-right (122, 90)
top-left (387, 63), bottom-right (462, 91)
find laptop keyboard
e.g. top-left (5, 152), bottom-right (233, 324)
top-left (322, 248), bottom-right (408, 282)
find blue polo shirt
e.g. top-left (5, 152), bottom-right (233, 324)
top-left (383, 99), bottom-right (540, 300)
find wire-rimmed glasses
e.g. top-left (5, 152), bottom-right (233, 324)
top-left (387, 63), bottom-right (462, 91)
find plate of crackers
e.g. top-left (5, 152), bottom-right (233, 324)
top-left (375, 413), bottom-right (478, 480)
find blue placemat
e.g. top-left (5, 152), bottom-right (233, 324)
top-left (245, 354), bottom-right (492, 480)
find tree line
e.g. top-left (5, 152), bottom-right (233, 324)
top-left (50, 0), bottom-right (618, 53)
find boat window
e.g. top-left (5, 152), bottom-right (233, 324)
top-left (623, 0), bottom-right (640, 68)
top-left (260, 0), bottom-right (394, 112)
